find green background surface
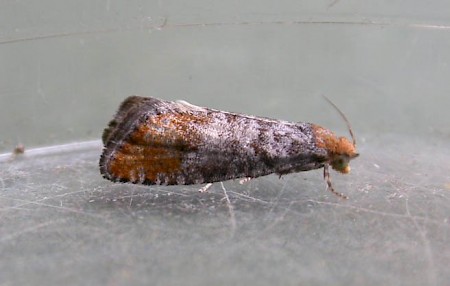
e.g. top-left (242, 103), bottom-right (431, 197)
top-left (1, 1), bottom-right (450, 285)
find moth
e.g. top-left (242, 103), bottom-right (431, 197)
top-left (100, 96), bottom-right (359, 198)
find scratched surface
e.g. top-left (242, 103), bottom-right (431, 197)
top-left (1, 136), bottom-right (449, 285)
top-left (1, 0), bottom-right (450, 285)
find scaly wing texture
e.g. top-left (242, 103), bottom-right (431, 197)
top-left (100, 96), bottom-right (328, 185)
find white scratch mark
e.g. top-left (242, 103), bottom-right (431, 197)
top-left (220, 182), bottom-right (236, 237)
top-left (405, 199), bottom-right (437, 286)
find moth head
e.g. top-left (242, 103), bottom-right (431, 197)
top-left (312, 126), bottom-right (359, 173)
top-left (329, 136), bottom-right (359, 173)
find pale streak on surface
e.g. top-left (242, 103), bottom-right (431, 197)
top-left (0, 140), bottom-right (102, 163)
top-left (268, 177), bottom-right (289, 215)
top-left (405, 198), bottom-right (437, 286)
top-left (224, 189), bottom-right (448, 228)
top-left (0, 188), bottom-right (86, 212)
top-left (0, 220), bottom-right (64, 243)
top-left (0, 197), bottom-right (102, 219)
top-left (2, 19), bottom-right (450, 45)
top-left (227, 191), bottom-right (271, 205)
top-left (258, 201), bottom-right (294, 238)
top-left (308, 200), bottom-right (449, 228)
top-left (220, 182), bottom-right (236, 238)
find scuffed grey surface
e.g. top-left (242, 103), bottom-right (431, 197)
top-left (1, 1), bottom-right (450, 285)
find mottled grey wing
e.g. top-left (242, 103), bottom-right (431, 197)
top-left (100, 96), bottom-right (327, 185)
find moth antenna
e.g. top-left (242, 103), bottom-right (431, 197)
top-left (322, 95), bottom-right (356, 147)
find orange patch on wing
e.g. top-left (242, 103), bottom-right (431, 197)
top-left (107, 112), bottom-right (211, 184)
top-left (108, 142), bottom-right (183, 183)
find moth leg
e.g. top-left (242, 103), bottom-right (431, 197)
top-left (323, 164), bottom-right (349, 199)
top-left (239, 177), bottom-right (252, 185)
top-left (198, 183), bottom-right (213, 193)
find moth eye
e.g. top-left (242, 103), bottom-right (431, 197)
top-left (332, 156), bottom-right (349, 172)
